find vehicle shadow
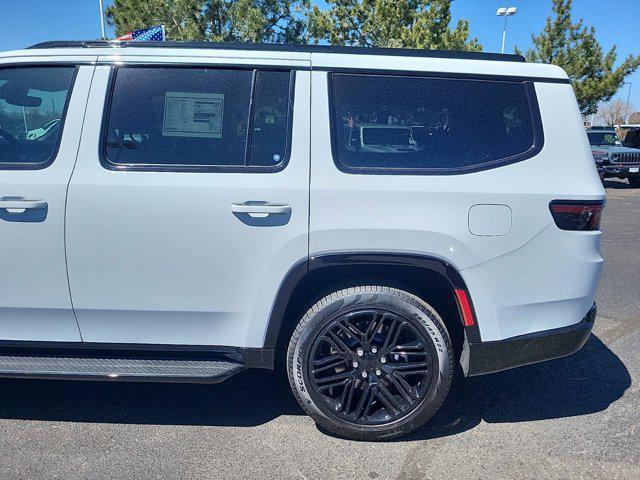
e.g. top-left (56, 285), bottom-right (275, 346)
top-left (603, 179), bottom-right (632, 189)
top-left (404, 334), bottom-right (631, 441)
top-left (0, 334), bottom-right (629, 439)
top-left (0, 368), bottom-right (302, 428)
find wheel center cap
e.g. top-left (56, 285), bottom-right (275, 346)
top-left (361, 355), bottom-right (377, 370)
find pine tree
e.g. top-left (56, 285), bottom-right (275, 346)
top-left (106, 0), bottom-right (310, 44)
top-left (308, 0), bottom-right (481, 51)
top-left (518, 0), bottom-right (640, 116)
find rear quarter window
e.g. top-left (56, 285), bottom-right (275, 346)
top-left (329, 73), bottom-right (542, 175)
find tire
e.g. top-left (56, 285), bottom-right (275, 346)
top-left (629, 177), bottom-right (640, 188)
top-left (287, 286), bottom-right (454, 441)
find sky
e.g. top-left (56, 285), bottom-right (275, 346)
top-left (0, 0), bottom-right (638, 111)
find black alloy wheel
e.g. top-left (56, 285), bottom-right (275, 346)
top-left (287, 286), bottom-right (454, 441)
top-left (307, 309), bottom-right (435, 426)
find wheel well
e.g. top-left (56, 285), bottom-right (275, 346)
top-left (273, 263), bottom-right (465, 370)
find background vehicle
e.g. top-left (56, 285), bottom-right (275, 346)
top-left (347, 124), bottom-right (419, 153)
top-left (623, 127), bottom-right (640, 149)
top-left (588, 128), bottom-right (640, 187)
top-left (0, 41), bottom-right (604, 440)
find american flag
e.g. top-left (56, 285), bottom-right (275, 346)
top-left (116, 25), bottom-right (165, 42)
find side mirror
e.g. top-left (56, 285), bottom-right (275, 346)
top-left (0, 83), bottom-right (42, 107)
top-left (3, 92), bottom-right (42, 107)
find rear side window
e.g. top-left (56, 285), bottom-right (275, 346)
top-left (0, 66), bottom-right (76, 169)
top-left (103, 67), bottom-right (293, 171)
top-left (330, 73), bottom-right (541, 174)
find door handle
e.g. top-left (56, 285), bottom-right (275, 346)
top-left (230, 202), bottom-right (291, 215)
top-left (0, 197), bottom-right (48, 210)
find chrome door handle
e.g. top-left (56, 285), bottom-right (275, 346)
top-left (230, 202), bottom-right (291, 215)
top-left (0, 197), bottom-right (48, 210)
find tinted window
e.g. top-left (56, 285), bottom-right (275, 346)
top-left (249, 71), bottom-right (293, 166)
top-left (624, 130), bottom-right (640, 148)
top-left (0, 67), bottom-right (75, 168)
top-left (587, 131), bottom-right (620, 146)
top-left (104, 68), bottom-right (292, 170)
top-left (331, 73), bottom-right (538, 173)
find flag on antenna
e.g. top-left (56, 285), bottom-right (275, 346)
top-left (116, 25), bottom-right (165, 41)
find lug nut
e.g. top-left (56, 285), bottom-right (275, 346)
top-left (361, 370), bottom-right (368, 378)
top-left (380, 356), bottom-right (387, 364)
top-left (356, 348), bottom-right (364, 357)
top-left (371, 346), bottom-right (378, 354)
top-left (352, 361), bottom-right (359, 368)
top-left (375, 368), bottom-right (382, 376)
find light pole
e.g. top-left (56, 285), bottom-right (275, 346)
top-left (624, 81), bottom-right (633, 124)
top-left (497, 7), bottom-right (517, 54)
top-left (98, 0), bottom-right (106, 40)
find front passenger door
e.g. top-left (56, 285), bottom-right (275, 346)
top-left (0, 64), bottom-right (92, 342)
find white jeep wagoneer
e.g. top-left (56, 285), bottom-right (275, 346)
top-left (0, 41), bottom-right (604, 440)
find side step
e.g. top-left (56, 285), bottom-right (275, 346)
top-left (0, 354), bottom-right (244, 384)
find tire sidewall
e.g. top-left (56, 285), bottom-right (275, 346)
top-left (288, 288), bottom-right (452, 440)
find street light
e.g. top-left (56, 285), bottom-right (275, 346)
top-left (496, 7), bottom-right (517, 54)
top-left (98, 0), bottom-right (106, 40)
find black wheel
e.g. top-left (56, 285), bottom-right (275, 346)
top-left (629, 177), bottom-right (640, 188)
top-left (287, 286), bottom-right (453, 441)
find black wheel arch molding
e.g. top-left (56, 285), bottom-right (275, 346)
top-left (263, 251), bottom-right (483, 352)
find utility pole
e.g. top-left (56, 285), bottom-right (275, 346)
top-left (624, 82), bottom-right (633, 124)
top-left (98, 0), bottom-right (106, 40)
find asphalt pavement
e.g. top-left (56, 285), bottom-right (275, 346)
top-left (0, 178), bottom-right (638, 479)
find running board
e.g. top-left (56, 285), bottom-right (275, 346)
top-left (0, 354), bottom-right (244, 383)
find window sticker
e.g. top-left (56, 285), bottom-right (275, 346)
top-left (162, 92), bottom-right (224, 138)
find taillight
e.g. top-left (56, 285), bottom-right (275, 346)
top-left (549, 200), bottom-right (605, 231)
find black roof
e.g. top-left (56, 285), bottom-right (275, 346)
top-left (28, 40), bottom-right (525, 63)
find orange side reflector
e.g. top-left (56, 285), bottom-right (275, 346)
top-left (454, 289), bottom-right (475, 327)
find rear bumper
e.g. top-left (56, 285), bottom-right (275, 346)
top-left (602, 165), bottom-right (640, 177)
top-left (462, 303), bottom-right (596, 376)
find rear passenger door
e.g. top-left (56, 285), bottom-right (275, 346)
top-left (66, 57), bottom-right (310, 347)
top-left (0, 63), bottom-right (91, 342)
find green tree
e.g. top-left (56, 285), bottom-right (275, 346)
top-left (517, 0), bottom-right (640, 116)
top-left (106, 0), bottom-right (310, 43)
top-left (308, 0), bottom-right (481, 51)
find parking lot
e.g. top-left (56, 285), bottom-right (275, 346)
top-left (0, 178), bottom-right (638, 480)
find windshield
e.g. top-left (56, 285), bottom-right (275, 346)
top-left (362, 128), bottom-right (412, 146)
top-left (587, 131), bottom-right (621, 146)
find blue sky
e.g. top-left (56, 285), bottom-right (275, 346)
top-left (1, 0), bottom-right (638, 110)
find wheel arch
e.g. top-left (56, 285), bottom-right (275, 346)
top-left (263, 252), bottom-right (481, 365)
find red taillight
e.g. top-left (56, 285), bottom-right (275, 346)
top-left (454, 289), bottom-right (475, 327)
top-left (549, 200), bottom-right (605, 231)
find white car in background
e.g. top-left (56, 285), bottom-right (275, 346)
top-left (347, 124), bottom-right (419, 153)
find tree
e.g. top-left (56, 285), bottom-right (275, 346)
top-left (597, 99), bottom-right (636, 126)
top-left (308, 0), bottom-right (481, 51)
top-left (628, 112), bottom-right (640, 124)
top-left (517, 0), bottom-right (640, 116)
top-left (106, 0), bottom-right (310, 43)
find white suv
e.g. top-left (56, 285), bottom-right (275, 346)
top-left (0, 41), bottom-right (605, 440)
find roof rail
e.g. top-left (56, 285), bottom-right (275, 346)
top-left (27, 40), bottom-right (526, 63)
